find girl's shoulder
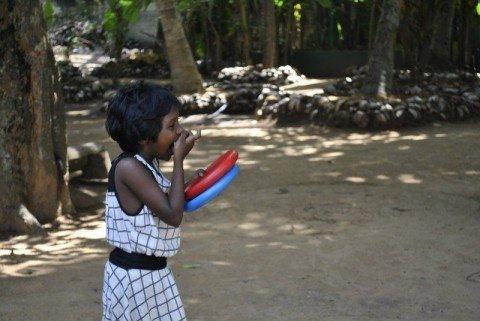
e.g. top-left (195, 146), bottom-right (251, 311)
top-left (115, 156), bottom-right (156, 181)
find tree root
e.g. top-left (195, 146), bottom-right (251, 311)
top-left (11, 204), bottom-right (47, 236)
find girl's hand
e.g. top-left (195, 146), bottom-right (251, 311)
top-left (186, 168), bottom-right (206, 186)
top-left (173, 131), bottom-right (188, 162)
top-left (184, 129), bottom-right (201, 158)
top-left (173, 129), bottom-right (201, 161)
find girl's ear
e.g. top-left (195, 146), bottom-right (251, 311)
top-left (138, 139), bottom-right (150, 146)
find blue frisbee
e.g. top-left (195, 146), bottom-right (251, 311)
top-left (185, 165), bottom-right (239, 212)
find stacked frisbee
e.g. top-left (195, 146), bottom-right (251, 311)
top-left (184, 150), bottom-right (240, 212)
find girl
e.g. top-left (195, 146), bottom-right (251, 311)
top-left (102, 82), bottom-right (202, 321)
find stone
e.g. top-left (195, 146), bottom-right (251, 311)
top-left (381, 104), bottom-right (393, 112)
top-left (406, 96), bottom-right (423, 104)
top-left (70, 185), bottom-right (103, 210)
top-left (68, 142), bottom-right (111, 179)
top-left (406, 85), bottom-right (422, 95)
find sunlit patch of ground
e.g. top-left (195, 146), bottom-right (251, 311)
top-left (0, 212), bottom-right (107, 278)
top-left (1, 113), bottom-right (479, 321)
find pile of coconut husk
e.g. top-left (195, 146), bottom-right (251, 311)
top-left (215, 65), bottom-right (306, 86)
top-left (91, 49), bottom-right (169, 79)
top-left (57, 61), bottom-right (105, 103)
top-left (94, 62), bottom-right (479, 129)
top-left (178, 91), bottom-right (225, 114)
top-left (179, 83), bottom-right (280, 115)
top-left (49, 20), bottom-right (104, 49)
top-left (178, 65), bottom-right (304, 115)
top-left (256, 68), bottom-right (480, 129)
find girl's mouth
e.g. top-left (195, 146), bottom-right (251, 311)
top-left (159, 143), bottom-right (174, 160)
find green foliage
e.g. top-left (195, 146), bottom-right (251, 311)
top-left (178, 0), bottom-right (214, 13)
top-left (43, 0), bottom-right (55, 26)
top-left (102, 0), bottom-right (152, 58)
top-left (104, 0), bottom-right (152, 34)
top-left (103, 9), bottom-right (118, 34)
top-left (336, 22), bottom-right (343, 41)
top-left (119, 0), bottom-right (150, 22)
top-left (316, 0), bottom-right (332, 8)
top-left (77, 0), bottom-right (476, 69)
top-left (275, 0), bottom-right (332, 10)
top-left (177, 0), bottom-right (192, 12)
top-left (293, 3), bottom-right (302, 21)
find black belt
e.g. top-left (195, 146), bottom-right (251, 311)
top-left (109, 247), bottom-right (167, 270)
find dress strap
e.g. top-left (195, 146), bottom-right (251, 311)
top-left (107, 152), bottom-right (134, 192)
top-left (134, 154), bottom-right (171, 192)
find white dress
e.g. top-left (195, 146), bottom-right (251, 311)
top-left (102, 154), bottom-right (186, 321)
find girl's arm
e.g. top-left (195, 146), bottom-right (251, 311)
top-left (118, 131), bottom-right (193, 227)
top-left (182, 129), bottom-right (204, 185)
top-left (167, 130), bottom-right (202, 225)
top-left (167, 152), bottom-right (186, 227)
top-left (116, 157), bottom-right (185, 227)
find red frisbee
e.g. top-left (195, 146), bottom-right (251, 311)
top-left (185, 150), bottom-right (238, 200)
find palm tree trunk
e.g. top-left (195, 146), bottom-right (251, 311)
top-left (429, 0), bottom-right (456, 68)
top-left (206, 2), bottom-right (222, 70)
top-left (156, 0), bottom-right (204, 94)
top-left (362, 0), bottom-right (401, 97)
top-left (282, 2), bottom-right (293, 64)
top-left (262, 0), bottom-right (277, 67)
top-left (457, 0), bottom-right (476, 68)
top-left (237, 0), bottom-right (251, 65)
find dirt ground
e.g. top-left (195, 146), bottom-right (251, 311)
top-left (1, 106), bottom-right (479, 321)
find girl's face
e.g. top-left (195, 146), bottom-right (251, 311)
top-left (152, 107), bottom-right (183, 161)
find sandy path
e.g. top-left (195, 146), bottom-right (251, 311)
top-left (1, 110), bottom-right (479, 321)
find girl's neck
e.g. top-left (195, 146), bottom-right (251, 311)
top-left (137, 150), bottom-right (155, 165)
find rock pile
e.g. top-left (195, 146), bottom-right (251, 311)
top-left (256, 68), bottom-right (480, 128)
top-left (91, 49), bottom-right (169, 79)
top-left (49, 20), bottom-right (104, 48)
top-left (57, 61), bottom-right (105, 103)
top-left (179, 65), bottom-right (304, 115)
top-left (216, 65), bottom-right (306, 85)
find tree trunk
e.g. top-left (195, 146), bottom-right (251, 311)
top-left (0, 0), bottom-right (71, 236)
top-left (301, 1), bottom-right (317, 50)
top-left (47, 46), bottom-right (76, 216)
top-left (156, 0), bottom-right (204, 94)
top-left (367, 0), bottom-right (378, 52)
top-left (327, 10), bottom-right (336, 48)
top-left (237, 0), bottom-right (251, 65)
top-left (429, 0), bottom-right (456, 67)
top-left (341, 0), bottom-right (353, 48)
top-left (465, 3), bottom-right (477, 69)
top-left (206, 2), bottom-right (222, 70)
top-left (351, 2), bottom-right (360, 49)
top-left (457, 0), bottom-right (467, 67)
top-left (108, 0), bottom-right (127, 62)
top-left (400, 1), bottom-right (435, 77)
top-left (362, 0), bottom-right (401, 97)
top-left (262, 0), bottom-right (277, 67)
top-left (457, 0), bottom-right (476, 68)
top-left (282, 2), bottom-right (293, 64)
top-left (399, 1), bottom-right (416, 71)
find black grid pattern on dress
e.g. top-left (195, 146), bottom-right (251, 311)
top-left (104, 154), bottom-right (180, 258)
top-left (102, 262), bottom-right (186, 321)
top-left (103, 154), bottom-right (186, 320)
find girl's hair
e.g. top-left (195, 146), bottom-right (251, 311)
top-left (105, 81), bottom-right (181, 153)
